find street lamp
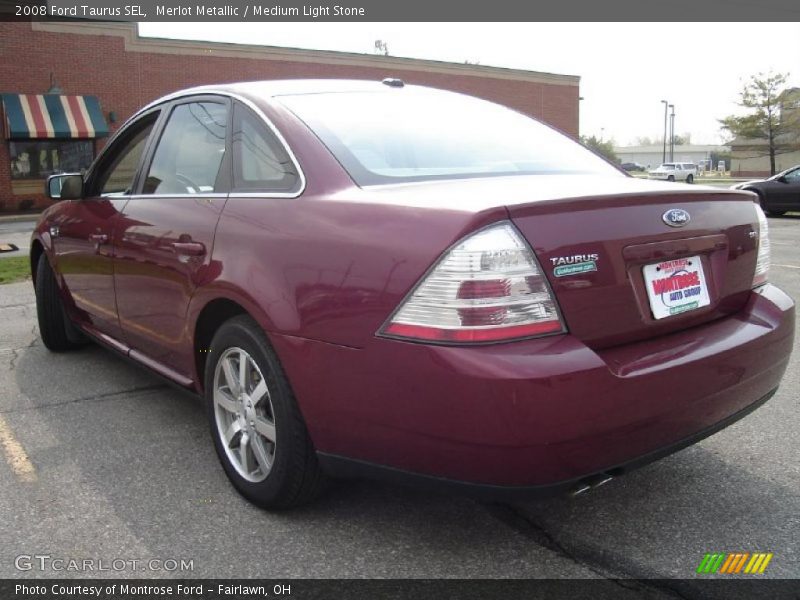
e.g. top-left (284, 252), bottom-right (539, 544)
top-left (669, 104), bottom-right (675, 161)
top-left (660, 100), bottom-right (668, 164)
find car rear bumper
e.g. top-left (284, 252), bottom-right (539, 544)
top-left (272, 283), bottom-right (794, 490)
top-left (316, 387), bottom-right (778, 500)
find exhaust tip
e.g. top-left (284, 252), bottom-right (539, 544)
top-left (571, 473), bottom-right (615, 496)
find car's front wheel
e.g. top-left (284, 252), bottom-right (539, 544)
top-left (205, 315), bottom-right (326, 509)
top-left (667, 175), bottom-right (675, 182)
top-left (34, 254), bottom-right (86, 352)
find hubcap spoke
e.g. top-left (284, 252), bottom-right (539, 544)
top-left (239, 432), bottom-right (253, 474)
top-left (223, 420), bottom-right (242, 448)
top-left (214, 387), bottom-right (239, 415)
top-left (253, 416), bottom-right (276, 443)
top-left (250, 435), bottom-right (273, 472)
top-left (238, 350), bottom-right (248, 394)
top-left (250, 379), bottom-right (269, 407)
top-left (221, 357), bottom-right (240, 396)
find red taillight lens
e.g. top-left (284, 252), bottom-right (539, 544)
top-left (380, 221), bottom-right (565, 344)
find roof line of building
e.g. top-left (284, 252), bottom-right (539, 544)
top-left (32, 22), bottom-right (580, 87)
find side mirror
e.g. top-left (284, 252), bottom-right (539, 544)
top-left (46, 173), bottom-right (84, 200)
top-left (776, 175), bottom-right (788, 184)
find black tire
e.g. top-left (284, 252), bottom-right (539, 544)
top-left (667, 175), bottom-right (675, 182)
top-left (205, 315), bottom-right (326, 509)
top-left (686, 174), bottom-right (694, 184)
top-left (34, 254), bottom-right (85, 352)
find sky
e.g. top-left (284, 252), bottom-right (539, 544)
top-left (138, 22), bottom-right (800, 147)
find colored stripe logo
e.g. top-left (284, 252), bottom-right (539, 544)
top-left (696, 552), bottom-right (773, 574)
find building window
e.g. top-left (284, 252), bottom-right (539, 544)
top-left (9, 140), bottom-right (94, 180)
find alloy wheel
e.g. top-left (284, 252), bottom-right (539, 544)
top-left (213, 347), bottom-right (277, 482)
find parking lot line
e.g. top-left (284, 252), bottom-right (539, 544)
top-left (773, 264), bottom-right (800, 269)
top-left (0, 414), bottom-right (37, 482)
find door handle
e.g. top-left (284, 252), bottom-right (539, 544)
top-left (89, 233), bottom-right (108, 244)
top-left (171, 241), bottom-right (206, 256)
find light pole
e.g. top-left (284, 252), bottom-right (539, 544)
top-left (660, 100), bottom-right (668, 164)
top-left (669, 104), bottom-right (675, 161)
top-left (600, 127), bottom-right (605, 142)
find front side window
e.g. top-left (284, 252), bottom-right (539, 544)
top-left (9, 140), bottom-right (93, 180)
top-left (279, 89), bottom-right (621, 186)
top-left (95, 117), bottom-right (156, 196)
top-left (142, 102), bottom-right (228, 195)
top-left (232, 104), bottom-right (299, 192)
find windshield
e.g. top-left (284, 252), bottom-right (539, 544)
top-left (660, 164), bottom-right (676, 170)
top-left (279, 89), bottom-right (622, 185)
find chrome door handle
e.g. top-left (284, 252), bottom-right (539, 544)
top-left (171, 241), bottom-right (206, 256)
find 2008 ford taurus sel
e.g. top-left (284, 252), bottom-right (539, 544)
top-left (33, 80), bottom-right (794, 509)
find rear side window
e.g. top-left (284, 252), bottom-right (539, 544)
top-left (279, 89), bottom-right (620, 186)
top-left (231, 104), bottom-right (299, 193)
top-left (142, 101), bottom-right (228, 195)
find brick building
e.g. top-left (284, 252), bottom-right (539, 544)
top-left (0, 21), bottom-right (580, 213)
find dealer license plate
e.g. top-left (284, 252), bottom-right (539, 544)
top-left (643, 255), bottom-right (710, 320)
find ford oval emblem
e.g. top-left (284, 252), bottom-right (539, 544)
top-left (662, 208), bottom-right (690, 227)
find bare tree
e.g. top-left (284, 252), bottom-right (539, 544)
top-left (374, 40), bottom-right (389, 56)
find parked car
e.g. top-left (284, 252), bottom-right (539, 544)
top-left (649, 162), bottom-right (697, 183)
top-left (33, 80), bottom-right (794, 509)
top-left (620, 162), bottom-right (645, 172)
top-left (731, 165), bottom-right (800, 216)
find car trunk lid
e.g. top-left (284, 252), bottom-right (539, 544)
top-left (507, 189), bottom-right (760, 350)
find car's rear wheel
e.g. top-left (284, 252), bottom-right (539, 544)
top-left (34, 254), bottom-right (86, 352)
top-left (686, 174), bottom-right (694, 184)
top-left (205, 315), bottom-right (326, 509)
top-left (667, 175), bottom-right (675, 182)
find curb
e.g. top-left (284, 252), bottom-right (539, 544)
top-left (0, 214), bottom-right (40, 224)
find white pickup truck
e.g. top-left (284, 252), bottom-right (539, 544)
top-left (648, 162), bottom-right (697, 183)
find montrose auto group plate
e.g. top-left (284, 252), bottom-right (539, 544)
top-left (643, 256), bottom-right (710, 319)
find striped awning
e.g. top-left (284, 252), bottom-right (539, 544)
top-left (1, 93), bottom-right (109, 139)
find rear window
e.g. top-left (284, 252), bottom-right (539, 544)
top-left (279, 89), bottom-right (621, 186)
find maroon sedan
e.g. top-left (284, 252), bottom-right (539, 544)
top-left (33, 80), bottom-right (794, 509)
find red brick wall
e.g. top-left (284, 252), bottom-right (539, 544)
top-left (0, 23), bottom-right (579, 212)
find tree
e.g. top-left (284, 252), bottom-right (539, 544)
top-left (719, 72), bottom-right (796, 175)
top-left (580, 135), bottom-right (619, 163)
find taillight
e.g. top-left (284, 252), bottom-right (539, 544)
top-left (753, 204), bottom-right (770, 288)
top-left (380, 221), bottom-right (565, 344)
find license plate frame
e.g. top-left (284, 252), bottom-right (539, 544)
top-left (643, 255), bottom-right (710, 320)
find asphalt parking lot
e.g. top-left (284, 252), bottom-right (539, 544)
top-left (0, 214), bottom-right (798, 592)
